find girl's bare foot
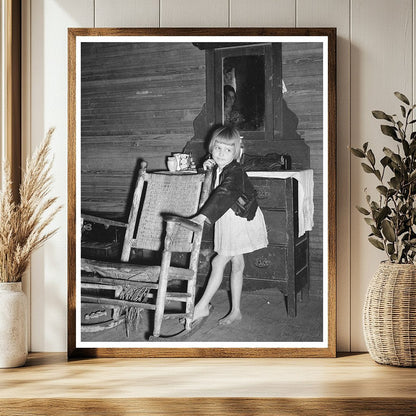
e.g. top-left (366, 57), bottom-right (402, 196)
top-left (191, 303), bottom-right (211, 322)
top-left (218, 310), bottom-right (242, 325)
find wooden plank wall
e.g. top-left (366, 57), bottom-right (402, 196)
top-left (81, 42), bottom-right (206, 214)
top-left (81, 41), bottom-right (323, 295)
top-left (283, 43), bottom-right (323, 295)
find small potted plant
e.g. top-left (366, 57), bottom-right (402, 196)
top-left (0, 128), bottom-right (60, 368)
top-left (351, 92), bottom-right (416, 367)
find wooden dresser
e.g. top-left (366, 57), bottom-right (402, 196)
top-left (198, 171), bottom-right (312, 317)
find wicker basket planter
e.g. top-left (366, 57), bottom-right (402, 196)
top-left (363, 262), bottom-right (416, 367)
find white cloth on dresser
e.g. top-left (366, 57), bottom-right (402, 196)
top-left (247, 169), bottom-right (314, 237)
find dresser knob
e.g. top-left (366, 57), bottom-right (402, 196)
top-left (254, 257), bottom-right (272, 268)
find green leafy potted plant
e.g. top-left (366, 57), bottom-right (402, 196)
top-left (0, 128), bottom-right (60, 368)
top-left (351, 92), bottom-right (416, 367)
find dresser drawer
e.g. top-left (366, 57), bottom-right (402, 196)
top-left (244, 246), bottom-right (287, 281)
top-left (263, 209), bottom-right (288, 244)
top-left (251, 178), bottom-right (287, 209)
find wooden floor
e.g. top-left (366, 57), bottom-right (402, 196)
top-left (82, 288), bottom-right (324, 343)
top-left (1, 352), bottom-right (415, 415)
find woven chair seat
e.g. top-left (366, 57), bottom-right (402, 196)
top-left (81, 258), bottom-right (194, 283)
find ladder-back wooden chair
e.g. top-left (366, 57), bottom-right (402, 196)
top-left (81, 163), bottom-right (211, 339)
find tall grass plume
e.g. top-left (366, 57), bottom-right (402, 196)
top-left (0, 128), bottom-right (61, 282)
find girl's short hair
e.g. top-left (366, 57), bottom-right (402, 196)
top-left (208, 126), bottom-right (242, 160)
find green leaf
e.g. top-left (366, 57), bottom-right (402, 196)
top-left (381, 219), bottom-right (396, 242)
top-left (400, 106), bottom-right (406, 117)
top-left (364, 217), bottom-right (376, 226)
top-left (387, 243), bottom-right (395, 255)
top-left (371, 225), bottom-right (383, 238)
top-left (374, 170), bottom-right (382, 181)
top-left (367, 149), bottom-right (375, 165)
top-left (356, 206), bottom-right (370, 215)
top-left (371, 201), bottom-right (380, 210)
top-left (410, 143), bottom-right (416, 156)
top-left (389, 177), bottom-right (401, 190)
top-left (368, 237), bottom-right (384, 251)
top-left (381, 125), bottom-right (399, 140)
top-left (361, 163), bottom-right (374, 174)
top-left (391, 154), bottom-right (402, 165)
top-left (350, 147), bottom-right (366, 158)
top-left (383, 147), bottom-right (394, 158)
top-left (372, 110), bottom-right (394, 122)
top-left (363, 142), bottom-right (369, 152)
top-left (394, 91), bottom-right (410, 105)
top-left (397, 124), bottom-right (404, 140)
top-left (409, 169), bottom-right (416, 181)
top-left (383, 147), bottom-right (402, 166)
top-left (402, 233), bottom-right (410, 241)
top-left (398, 227), bottom-right (408, 237)
top-left (403, 140), bottom-right (410, 156)
top-left (376, 206), bottom-right (390, 224)
top-left (376, 185), bottom-right (388, 196)
top-left (381, 156), bottom-right (390, 167)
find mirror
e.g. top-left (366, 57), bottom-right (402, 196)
top-left (222, 55), bottom-right (265, 131)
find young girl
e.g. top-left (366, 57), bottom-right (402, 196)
top-left (192, 126), bottom-right (268, 325)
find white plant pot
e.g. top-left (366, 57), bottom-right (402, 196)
top-left (0, 282), bottom-right (28, 368)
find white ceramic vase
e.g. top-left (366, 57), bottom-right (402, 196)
top-left (0, 282), bottom-right (28, 368)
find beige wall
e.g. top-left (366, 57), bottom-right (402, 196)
top-left (23, 0), bottom-right (415, 352)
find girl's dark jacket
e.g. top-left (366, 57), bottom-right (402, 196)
top-left (199, 160), bottom-right (258, 224)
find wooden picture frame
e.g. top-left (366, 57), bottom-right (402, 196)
top-left (68, 28), bottom-right (336, 358)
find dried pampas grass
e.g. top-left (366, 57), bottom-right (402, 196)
top-left (0, 128), bottom-right (61, 283)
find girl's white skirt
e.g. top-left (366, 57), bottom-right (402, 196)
top-left (214, 207), bottom-right (269, 256)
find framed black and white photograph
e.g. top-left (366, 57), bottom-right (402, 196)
top-left (68, 28), bottom-right (336, 358)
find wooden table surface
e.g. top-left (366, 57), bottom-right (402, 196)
top-left (1, 352), bottom-right (415, 415)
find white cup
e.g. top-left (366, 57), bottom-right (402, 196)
top-left (167, 156), bottom-right (177, 172)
